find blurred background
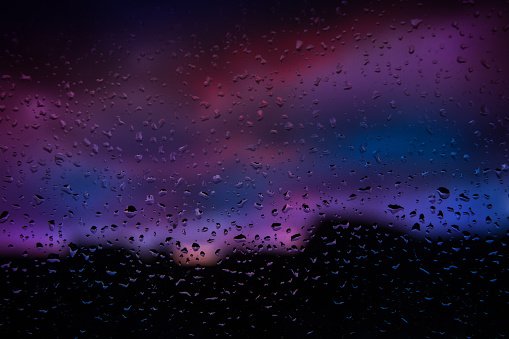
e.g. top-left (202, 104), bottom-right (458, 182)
top-left (0, 0), bottom-right (508, 337)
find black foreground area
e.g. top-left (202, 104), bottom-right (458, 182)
top-left (1, 222), bottom-right (507, 338)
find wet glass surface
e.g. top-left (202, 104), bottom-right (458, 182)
top-left (0, 0), bottom-right (508, 337)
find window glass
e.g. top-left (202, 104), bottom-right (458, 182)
top-left (1, 1), bottom-right (507, 337)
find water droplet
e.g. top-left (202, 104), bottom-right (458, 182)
top-left (271, 223), bottom-right (282, 231)
top-left (124, 206), bottom-right (138, 218)
top-left (387, 204), bottom-right (404, 214)
top-left (437, 187), bottom-right (450, 199)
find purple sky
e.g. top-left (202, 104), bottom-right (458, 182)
top-left (0, 0), bottom-right (508, 265)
